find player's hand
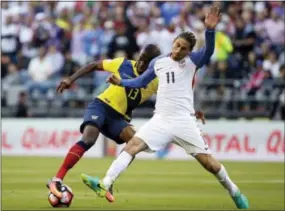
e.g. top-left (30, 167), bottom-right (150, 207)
top-left (195, 110), bottom-right (206, 125)
top-left (205, 5), bottom-right (221, 30)
top-left (106, 74), bottom-right (121, 86)
top-left (56, 77), bottom-right (72, 93)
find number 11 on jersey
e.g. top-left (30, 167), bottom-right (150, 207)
top-left (166, 72), bottom-right (175, 84)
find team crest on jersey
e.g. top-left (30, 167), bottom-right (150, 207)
top-left (179, 59), bottom-right (186, 68)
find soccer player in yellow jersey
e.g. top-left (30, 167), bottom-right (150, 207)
top-left (47, 44), bottom-right (205, 198)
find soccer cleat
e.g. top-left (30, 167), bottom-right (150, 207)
top-left (81, 173), bottom-right (115, 203)
top-left (47, 177), bottom-right (63, 199)
top-left (232, 191), bottom-right (249, 209)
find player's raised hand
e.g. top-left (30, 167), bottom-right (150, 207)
top-left (56, 77), bottom-right (72, 93)
top-left (205, 5), bottom-right (221, 30)
top-left (106, 74), bottom-right (121, 86)
top-left (195, 110), bottom-right (206, 125)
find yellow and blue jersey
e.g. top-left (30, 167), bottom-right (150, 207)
top-left (97, 57), bottom-right (158, 121)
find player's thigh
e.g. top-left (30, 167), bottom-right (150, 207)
top-left (80, 99), bottom-right (106, 134)
top-left (172, 136), bottom-right (211, 156)
top-left (173, 118), bottom-right (209, 154)
top-left (135, 115), bottom-right (174, 152)
top-left (101, 110), bottom-right (131, 145)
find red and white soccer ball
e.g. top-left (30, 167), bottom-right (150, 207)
top-left (48, 185), bottom-right (74, 208)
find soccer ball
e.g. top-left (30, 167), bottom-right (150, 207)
top-left (48, 185), bottom-right (74, 208)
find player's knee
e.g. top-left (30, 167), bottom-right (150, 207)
top-left (119, 126), bottom-right (136, 143)
top-left (82, 125), bottom-right (100, 147)
top-left (124, 137), bottom-right (145, 155)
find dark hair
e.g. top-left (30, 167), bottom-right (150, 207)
top-left (138, 44), bottom-right (161, 63)
top-left (175, 31), bottom-right (196, 51)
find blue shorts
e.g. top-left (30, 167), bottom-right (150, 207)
top-left (80, 98), bottom-right (130, 144)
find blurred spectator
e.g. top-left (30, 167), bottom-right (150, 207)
top-left (71, 17), bottom-right (88, 65)
top-left (82, 21), bottom-right (105, 60)
top-left (23, 46), bottom-right (56, 93)
top-left (1, 56), bottom-right (11, 79)
top-left (244, 60), bottom-right (267, 110)
top-left (46, 41), bottom-right (64, 73)
top-left (191, 20), bottom-right (205, 50)
top-left (279, 51), bottom-right (285, 65)
top-left (107, 22), bottom-right (139, 59)
top-left (213, 61), bottom-right (234, 87)
top-left (17, 51), bottom-right (31, 71)
top-left (278, 66), bottom-right (285, 120)
top-left (264, 7), bottom-right (285, 48)
top-left (263, 51), bottom-right (281, 78)
top-left (245, 61), bottom-right (266, 92)
top-left (1, 1), bottom-right (9, 25)
top-left (279, 91), bottom-right (285, 120)
top-left (270, 65), bottom-right (285, 120)
top-left (213, 22), bottom-right (233, 62)
top-left (2, 63), bottom-right (21, 91)
top-left (56, 8), bottom-right (72, 32)
top-left (233, 18), bottom-right (256, 59)
top-left (33, 13), bottom-right (50, 48)
top-left (278, 64), bottom-right (285, 80)
top-left (150, 18), bottom-right (177, 54)
top-left (1, 14), bottom-right (20, 63)
top-left (136, 18), bottom-right (153, 48)
top-left (101, 20), bottom-right (115, 55)
top-left (48, 16), bottom-right (65, 48)
top-left (15, 92), bottom-right (29, 118)
top-left (160, 2), bottom-right (182, 25)
top-left (19, 15), bottom-right (37, 59)
top-left (61, 51), bottom-right (80, 77)
top-left (254, 3), bottom-right (268, 44)
top-left (243, 51), bottom-right (257, 77)
top-left (55, 2), bottom-right (75, 16)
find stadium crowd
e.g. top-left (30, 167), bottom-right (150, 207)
top-left (1, 1), bottom-right (284, 119)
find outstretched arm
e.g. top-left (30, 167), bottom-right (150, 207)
top-left (69, 61), bottom-right (103, 83)
top-left (57, 58), bottom-right (124, 93)
top-left (57, 61), bottom-right (103, 93)
top-left (107, 59), bottom-right (157, 88)
top-left (189, 29), bottom-right (215, 68)
top-left (189, 5), bottom-right (220, 68)
top-left (121, 67), bottom-right (156, 88)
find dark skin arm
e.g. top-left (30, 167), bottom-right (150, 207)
top-left (56, 61), bottom-right (103, 93)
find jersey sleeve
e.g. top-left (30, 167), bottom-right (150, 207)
top-left (120, 58), bottom-right (157, 88)
top-left (102, 57), bottom-right (124, 73)
top-left (189, 29), bottom-right (215, 68)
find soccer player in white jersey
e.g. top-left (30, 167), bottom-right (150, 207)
top-left (81, 5), bottom-right (249, 209)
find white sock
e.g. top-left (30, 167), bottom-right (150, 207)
top-left (215, 165), bottom-right (239, 197)
top-left (102, 151), bottom-right (133, 189)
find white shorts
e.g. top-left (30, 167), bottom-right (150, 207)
top-left (135, 114), bottom-right (211, 156)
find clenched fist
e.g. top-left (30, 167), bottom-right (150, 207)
top-left (106, 74), bottom-right (121, 86)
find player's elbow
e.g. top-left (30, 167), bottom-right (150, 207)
top-left (89, 61), bottom-right (103, 72)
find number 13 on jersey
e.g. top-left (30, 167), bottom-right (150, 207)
top-left (128, 88), bottom-right (140, 100)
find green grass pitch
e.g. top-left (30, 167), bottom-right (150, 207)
top-left (2, 156), bottom-right (284, 210)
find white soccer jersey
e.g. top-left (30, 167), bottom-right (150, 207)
top-left (153, 55), bottom-right (197, 117)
